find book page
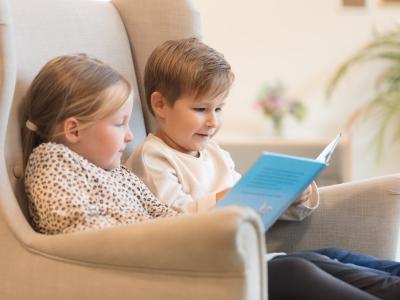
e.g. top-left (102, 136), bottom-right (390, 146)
top-left (316, 132), bottom-right (342, 164)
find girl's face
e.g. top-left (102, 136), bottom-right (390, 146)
top-left (66, 86), bottom-right (134, 170)
top-left (155, 93), bottom-right (225, 156)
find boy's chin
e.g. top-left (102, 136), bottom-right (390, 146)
top-left (194, 142), bottom-right (207, 151)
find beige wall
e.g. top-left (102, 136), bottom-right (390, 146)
top-left (193, 0), bottom-right (400, 180)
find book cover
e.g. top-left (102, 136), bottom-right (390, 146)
top-left (216, 133), bottom-right (341, 230)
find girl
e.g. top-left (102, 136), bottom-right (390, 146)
top-left (22, 54), bottom-right (179, 235)
top-left (22, 53), bottom-right (377, 299)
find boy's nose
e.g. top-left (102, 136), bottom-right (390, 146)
top-left (206, 112), bottom-right (218, 128)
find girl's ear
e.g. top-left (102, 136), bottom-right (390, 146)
top-left (63, 117), bottom-right (81, 144)
top-left (151, 91), bottom-right (168, 119)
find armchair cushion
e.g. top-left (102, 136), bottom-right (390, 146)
top-left (267, 174), bottom-right (400, 260)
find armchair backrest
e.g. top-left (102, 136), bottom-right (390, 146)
top-left (0, 0), bottom-right (201, 237)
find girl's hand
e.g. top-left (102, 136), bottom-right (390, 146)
top-left (293, 184), bottom-right (312, 206)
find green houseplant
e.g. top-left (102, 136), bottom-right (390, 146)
top-left (326, 28), bottom-right (400, 157)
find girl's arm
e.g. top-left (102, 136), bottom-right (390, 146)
top-left (25, 144), bottom-right (124, 234)
top-left (26, 151), bottom-right (106, 234)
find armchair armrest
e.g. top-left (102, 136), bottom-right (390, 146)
top-left (24, 207), bottom-right (266, 275)
top-left (267, 174), bottom-right (400, 260)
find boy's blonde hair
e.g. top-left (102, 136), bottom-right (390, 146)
top-left (144, 37), bottom-right (234, 115)
top-left (22, 54), bottom-right (132, 170)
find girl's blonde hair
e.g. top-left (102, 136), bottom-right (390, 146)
top-left (144, 37), bottom-right (235, 115)
top-left (21, 54), bottom-right (132, 170)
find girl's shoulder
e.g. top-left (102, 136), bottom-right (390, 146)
top-left (115, 165), bottom-right (146, 187)
top-left (27, 142), bottom-right (85, 174)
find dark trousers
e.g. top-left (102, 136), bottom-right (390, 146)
top-left (314, 248), bottom-right (400, 276)
top-left (268, 256), bottom-right (379, 300)
top-left (281, 248), bottom-right (400, 300)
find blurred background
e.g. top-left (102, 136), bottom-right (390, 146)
top-left (192, 0), bottom-right (400, 182)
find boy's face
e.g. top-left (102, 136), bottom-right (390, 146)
top-left (155, 93), bottom-right (226, 156)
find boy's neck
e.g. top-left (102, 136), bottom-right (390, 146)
top-left (154, 130), bottom-right (200, 157)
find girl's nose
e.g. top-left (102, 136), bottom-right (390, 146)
top-left (125, 128), bottom-right (134, 143)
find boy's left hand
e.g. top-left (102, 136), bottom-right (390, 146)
top-left (292, 184), bottom-right (312, 206)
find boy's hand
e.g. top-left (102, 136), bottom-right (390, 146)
top-left (292, 184), bottom-right (312, 206)
top-left (216, 189), bottom-right (230, 202)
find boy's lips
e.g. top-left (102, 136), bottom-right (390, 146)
top-left (196, 133), bottom-right (211, 138)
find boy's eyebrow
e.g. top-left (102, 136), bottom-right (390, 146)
top-left (193, 101), bottom-right (226, 107)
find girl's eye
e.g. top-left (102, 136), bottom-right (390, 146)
top-left (193, 108), bottom-right (206, 112)
top-left (215, 107), bottom-right (223, 112)
top-left (115, 120), bottom-right (126, 127)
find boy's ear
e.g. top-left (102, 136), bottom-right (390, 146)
top-left (150, 91), bottom-right (168, 119)
top-left (63, 117), bottom-right (81, 144)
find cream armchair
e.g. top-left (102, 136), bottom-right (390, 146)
top-left (0, 0), bottom-right (266, 299)
top-left (1, 0), bottom-right (400, 300)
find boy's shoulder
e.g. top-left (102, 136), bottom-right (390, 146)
top-left (126, 134), bottom-right (170, 169)
top-left (127, 134), bottom-right (232, 165)
top-left (203, 139), bottom-right (232, 158)
top-left (133, 134), bottom-right (170, 157)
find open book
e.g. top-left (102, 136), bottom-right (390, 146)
top-left (216, 133), bottom-right (342, 230)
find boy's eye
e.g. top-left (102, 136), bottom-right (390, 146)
top-left (215, 107), bottom-right (223, 112)
top-left (193, 108), bottom-right (206, 112)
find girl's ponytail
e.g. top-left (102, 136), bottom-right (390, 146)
top-left (21, 93), bottom-right (45, 172)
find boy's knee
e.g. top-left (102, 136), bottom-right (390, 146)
top-left (271, 257), bottom-right (319, 279)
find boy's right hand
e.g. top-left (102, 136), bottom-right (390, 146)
top-left (216, 189), bottom-right (230, 202)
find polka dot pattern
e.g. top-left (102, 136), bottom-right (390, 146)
top-left (25, 143), bottom-right (180, 234)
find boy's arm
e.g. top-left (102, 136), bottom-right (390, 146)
top-left (124, 169), bottom-right (182, 217)
top-left (128, 147), bottom-right (218, 213)
top-left (145, 160), bottom-right (217, 213)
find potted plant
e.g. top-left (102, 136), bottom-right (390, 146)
top-left (255, 82), bottom-right (306, 136)
top-left (326, 27), bottom-right (400, 157)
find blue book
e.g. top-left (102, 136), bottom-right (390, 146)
top-left (216, 133), bottom-right (342, 230)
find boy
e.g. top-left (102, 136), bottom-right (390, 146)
top-left (126, 38), bottom-right (400, 299)
top-left (126, 37), bottom-right (318, 219)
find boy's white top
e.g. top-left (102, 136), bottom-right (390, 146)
top-left (25, 142), bottom-right (179, 235)
top-left (126, 134), bottom-right (319, 219)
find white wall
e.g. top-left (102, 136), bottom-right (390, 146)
top-left (192, 0), bottom-right (400, 179)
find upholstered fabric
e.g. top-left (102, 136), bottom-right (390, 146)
top-left (1, 0), bottom-right (400, 299)
top-left (268, 174), bottom-right (400, 260)
top-left (112, 0), bottom-right (202, 132)
top-left (0, 0), bottom-right (266, 299)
